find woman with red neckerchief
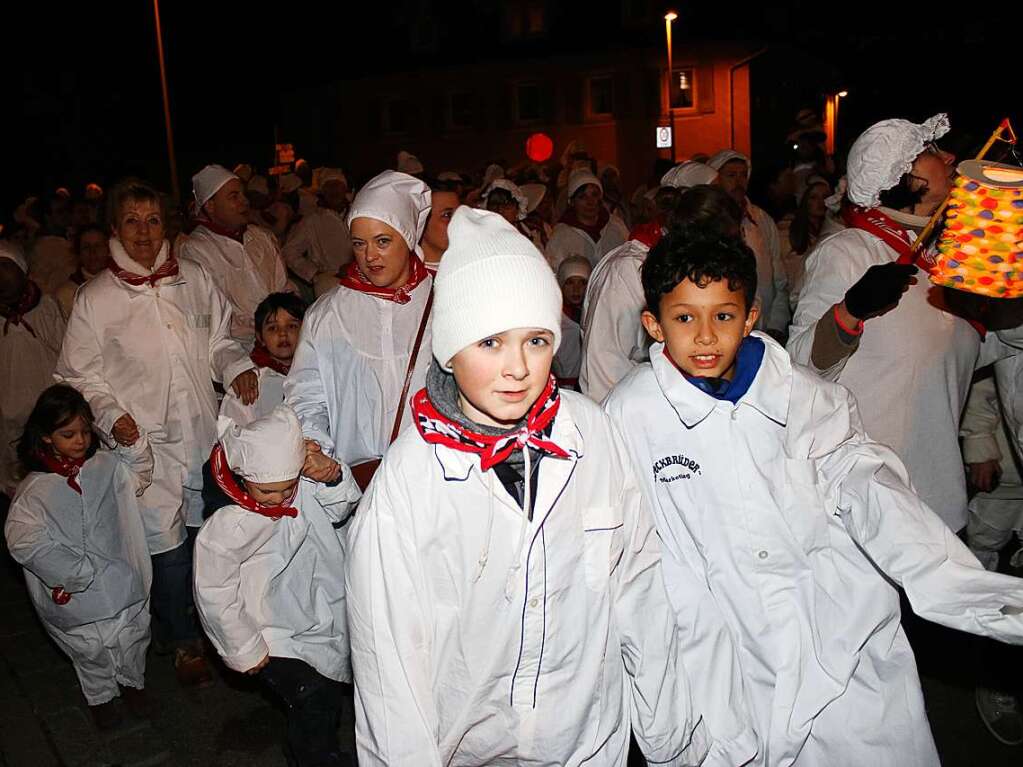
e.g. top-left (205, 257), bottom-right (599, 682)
top-left (285, 171), bottom-right (433, 488)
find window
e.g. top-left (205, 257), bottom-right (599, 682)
top-left (588, 76), bottom-right (614, 117)
top-left (502, 1), bottom-right (547, 40)
top-left (382, 98), bottom-right (410, 135)
top-left (515, 82), bottom-right (542, 123)
top-left (670, 67), bottom-right (696, 110)
top-left (447, 91), bottom-right (475, 131)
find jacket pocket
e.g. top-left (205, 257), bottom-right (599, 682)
top-left (582, 506), bottom-right (625, 592)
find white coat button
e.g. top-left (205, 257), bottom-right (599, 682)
top-left (529, 598), bottom-right (539, 608)
top-left (758, 550), bottom-right (768, 560)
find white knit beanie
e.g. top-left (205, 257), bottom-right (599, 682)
top-left (432, 206), bottom-right (562, 368)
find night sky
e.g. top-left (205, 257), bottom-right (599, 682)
top-left (3, 1), bottom-right (1013, 216)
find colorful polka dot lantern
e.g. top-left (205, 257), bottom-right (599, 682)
top-left (934, 160), bottom-right (1023, 298)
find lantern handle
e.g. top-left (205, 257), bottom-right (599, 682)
top-left (911, 119), bottom-right (1016, 255)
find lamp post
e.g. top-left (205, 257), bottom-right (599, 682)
top-left (824, 90), bottom-right (848, 156)
top-left (665, 11), bottom-right (678, 161)
top-left (153, 0), bottom-right (180, 202)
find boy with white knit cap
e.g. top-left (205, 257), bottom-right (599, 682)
top-left (345, 206), bottom-right (748, 766)
top-left (285, 170), bottom-right (433, 489)
top-left (194, 405), bottom-right (360, 766)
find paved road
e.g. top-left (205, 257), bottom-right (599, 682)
top-left (0, 521), bottom-right (1019, 766)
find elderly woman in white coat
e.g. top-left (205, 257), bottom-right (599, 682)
top-left (285, 171), bottom-right (433, 488)
top-left (56, 178), bottom-right (256, 686)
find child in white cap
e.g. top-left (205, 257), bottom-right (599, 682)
top-left (180, 164), bottom-right (289, 344)
top-left (552, 255), bottom-right (592, 389)
top-left (345, 207), bottom-right (745, 766)
top-left (285, 170), bottom-right (433, 490)
top-left (0, 242), bottom-right (66, 495)
top-left (193, 405), bottom-right (360, 766)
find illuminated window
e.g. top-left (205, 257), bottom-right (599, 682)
top-left (670, 67), bottom-right (696, 110)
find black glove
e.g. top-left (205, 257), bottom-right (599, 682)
top-left (843, 262), bottom-right (918, 320)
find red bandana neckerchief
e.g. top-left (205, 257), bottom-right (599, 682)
top-left (842, 203), bottom-right (987, 337)
top-left (629, 220), bottom-right (663, 249)
top-left (841, 203), bottom-right (922, 267)
top-left (560, 206), bottom-right (611, 243)
top-left (250, 342), bottom-right (291, 376)
top-left (338, 254), bottom-right (429, 305)
top-left (209, 444), bottom-right (298, 519)
top-left (1, 279), bottom-right (42, 337)
top-left (410, 375), bottom-right (570, 471)
top-left (111, 251), bottom-right (180, 287)
top-left (36, 450), bottom-right (86, 494)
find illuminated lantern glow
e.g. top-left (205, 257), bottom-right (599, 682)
top-left (525, 133), bottom-right (554, 163)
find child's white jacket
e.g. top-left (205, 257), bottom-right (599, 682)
top-left (345, 391), bottom-right (756, 767)
top-left (4, 438), bottom-right (153, 632)
top-left (193, 471), bottom-right (361, 682)
top-left (284, 280), bottom-right (433, 466)
top-left (605, 334), bottom-right (1023, 767)
top-left (219, 366), bottom-right (286, 426)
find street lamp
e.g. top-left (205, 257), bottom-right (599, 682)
top-left (664, 10), bottom-right (678, 161)
top-left (824, 90), bottom-right (848, 156)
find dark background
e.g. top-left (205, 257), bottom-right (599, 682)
top-left (2, 1), bottom-right (1013, 214)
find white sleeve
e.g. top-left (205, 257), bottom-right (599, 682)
top-left (786, 236), bottom-right (863, 381)
top-left (284, 322), bottom-right (335, 455)
top-left (820, 393), bottom-right (1023, 643)
top-left (311, 470), bottom-right (362, 525)
top-left (4, 485), bottom-right (96, 593)
top-left (113, 432), bottom-right (155, 496)
top-left (282, 218), bottom-right (319, 284)
top-left (204, 272), bottom-right (255, 386)
top-left (960, 377), bottom-right (1002, 465)
top-left (54, 294), bottom-right (129, 435)
top-left (345, 460), bottom-right (444, 767)
top-left (193, 517), bottom-right (275, 673)
top-left (580, 264), bottom-right (646, 403)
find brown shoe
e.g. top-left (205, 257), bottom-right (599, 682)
top-left (175, 647), bottom-right (214, 688)
top-left (90, 700), bottom-right (123, 730)
top-left (119, 685), bottom-right (152, 719)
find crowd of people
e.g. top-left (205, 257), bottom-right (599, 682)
top-left (2, 110), bottom-right (1023, 766)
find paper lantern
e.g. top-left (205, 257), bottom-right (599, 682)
top-left (525, 133), bottom-right (554, 163)
top-left (932, 160), bottom-right (1023, 298)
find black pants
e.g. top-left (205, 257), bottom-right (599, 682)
top-left (260, 657), bottom-right (346, 767)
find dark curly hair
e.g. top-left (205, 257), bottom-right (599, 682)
top-left (642, 225), bottom-right (758, 315)
top-left (17, 384), bottom-right (98, 473)
top-left (254, 292), bottom-right (308, 336)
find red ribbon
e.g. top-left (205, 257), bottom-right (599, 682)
top-left (210, 444), bottom-right (298, 520)
top-left (250, 342), bottom-right (291, 376)
top-left (338, 254), bottom-right (430, 305)
top-left (410, 376), bottom-right (569, 471)
top-left (35, 450), bottom-right (85, 494)
top-left (110, 251), bottom-right (180, 287)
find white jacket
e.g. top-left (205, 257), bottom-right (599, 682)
top-left (281, 207), bottom-right (353, 284)
top-left (605, 336), bottom-right (1023, 766)
top-left (788, 228), bottom-right (1012, 531)
top-left (285, 280), bottom-right (433, 465)
top-left (579, 239), bottom-right (650, 402)
top-left (743, 202), bottom-right (790, 335)
top-left (194, 473), bottom-right (361, 681)
top-left (545, 215), bottom-right (629, 272)
top-left (5, 438), bottom-right (153, 631)
top-left (0, 294), bottom-right (65, 495)
top-left (345, 391), bottom-right (742, 767)
top-left (56, 244), bottom-right (253, 552)
top-left (180, 224), bottom-right (288, 343)
top-left (219, 366), bottom-right (286, 426)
